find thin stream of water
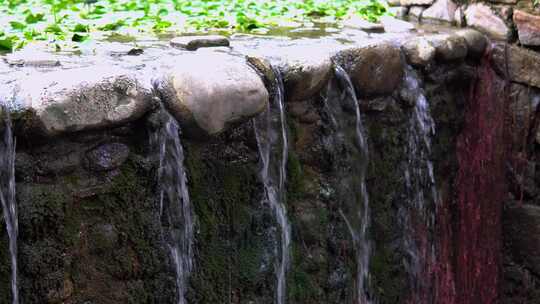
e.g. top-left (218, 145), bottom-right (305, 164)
top-left (327, 66), bottom-right (372, 304)
top-left (253, 67), bottom-right (291, 304)
top-left (0, 103), bottom-right (18, 304)
top-left (152, 111), bottom-right (194, 304)
top-left (400, 66), bottom-right (440, 303)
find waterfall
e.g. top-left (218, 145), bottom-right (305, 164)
top-left (253, 66), bottom-right (291, 304)
top-left (326, 65), bottom-right (372, 304)
top-left (399, 66), bottom-right (440, 303)
top-left (152, 111), bottom-right (194, 304)
top-left (0, 104), bottom-right (18, 304)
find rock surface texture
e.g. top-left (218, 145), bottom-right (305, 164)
top-left (5, 66), bottom-right (153, 136)
top-left (464, 3), bottom-right (510, 40)
top-left (160, 53), bottom-right (269, 137)
top-left (422, 0), bottom-right (458, 23)
top-left (513, 10), bottom-right (540, 46)
top-left (335, 42), bottom-right (404, 96)
top-left (170, 35), bottom-right (230, 50)
top-left (492, 43), bottom-right (540, 89)
top-left (0, 26), bottom-right (539, 304)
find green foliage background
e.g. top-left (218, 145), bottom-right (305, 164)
top-left (0, 0), bottom-right (390, 51)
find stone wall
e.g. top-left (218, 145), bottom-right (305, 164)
top-left (0, 27), bottom-right (536, 303)
top-left (390, 0), bottom-right (540, 301)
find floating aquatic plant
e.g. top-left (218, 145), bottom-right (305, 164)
top-left (0, 0), bottom-right (390, 51)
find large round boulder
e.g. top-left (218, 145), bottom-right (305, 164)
top-left (335, 43), bottom-right (404, 96)
top-left (4, 66), bottom-right (153, 137)
top-left (280, 47), bottom-right (334, 102)
top-left (159, 53), bottom-right (269, 138)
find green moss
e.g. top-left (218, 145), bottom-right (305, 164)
top-left (288, 244), bottom-right (322, 302)
top-left (0, 225), bottom-right (11, 304)
top-left (287, 151), bottom-right (305, 203)
top-left (364, 112), bottom-right (409, 304)
top-left (185, 143), bottom-right (272, 303)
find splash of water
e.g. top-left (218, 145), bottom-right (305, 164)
top-left (0, 103), bottom-right (18, 304)
top-left (152, 111), bottom-right (194, 304)
top-left (327, 65), bottom-right (372, 304)
top-left (253, 66), bottom-right (291, 304)
top-left (399, 66), bottom-right (441, 304)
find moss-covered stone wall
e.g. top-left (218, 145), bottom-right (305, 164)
top-left (3, 121), bottom-right (176, 304)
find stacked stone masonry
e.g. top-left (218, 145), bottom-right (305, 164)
top-left (0, 19), bottom-right (539, 303)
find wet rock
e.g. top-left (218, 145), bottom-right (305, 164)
top-left (89, 223), bottom-right (119, 252)
top-left (390, 6), bottom-right (410, 19)
top-left (85, 143), bottom-right (130, 172)
top-left (281, 47), bottom-right (333, 102)
top-left (5, 50), bottom-right (60, 67)
top-left (159, 53), bottom-right (268, 137)
top-left (289, 102), bottom-right (309, 118)
top-left (15, 152), bottom-right (35, 182)
top-left (422, 0), bottom-right (458, 23)
top-left (464, 3), bottom-right (511, 40)
top-left (336, 43), bottom-right (403, 96)
top-left (245, 56), bottom-right (277, 91)
top-left (39, 151), bottom-right (81, 175)
top-left (492, 43), bottom-right (540, 89)
top-left (380, 16), bottom-right (415, 32)
top-left (343, 16), bottom-right (384, 32)
top-left (401, 0), bottom-right (434, 6)
top-left (401, 37), bottom-right (436, 67)
top-left (409, 6), bottom-right (426, 21)
top-left (170, 35), bottom-right (230, 51)
top-left (364, 96), bottom-right (395, 111)
top-left (490, 0), bottom-right (517, 3)
top-left (430, 34), bottom-right (468, 61)
top-left (289, 100), bottom-right (321, 123)
top-left (127, 48), bottom-right (144, 56)
top-left (513, 10), bottom-right (540, 46)
top-left (105, 43), bottom-right (137, 56)
top-left (455, 29), bottom-right (488, 58)
top-left (505, 204), bottom-right (540, 276)
top-left (508, 84), bottom-right (540, 148)
top-left (454, 6), bottom-right (465, 27)
top-left (10, 66), bottom-right (153, 136)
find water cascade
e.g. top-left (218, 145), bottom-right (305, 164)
top-left (253, 67), bottom-right (291, 304)
top-left (0, 104), bottom-right (18, 304)
top-left (325, 65), bottom-right (373, 304)
top-left (399, 66), bottom-right (441, 303)
top-left (152, 111), bottom-right (194, 304)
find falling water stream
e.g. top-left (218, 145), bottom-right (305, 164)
top-left (326, 66), bottom-right (372, 304)
top-left (0, 103), bottom-right (18, 304)
top-left (400, 66), bottom-right (440, 303)
top-left (152, 111), bottom-right (194, 304)
top-left (253, 67), bottom-right (291, 304)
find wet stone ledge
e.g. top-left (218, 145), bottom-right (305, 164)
top-left (1, 24), bottom-right (538, 304)
top-left (0, 27), bottom-right (489, 140)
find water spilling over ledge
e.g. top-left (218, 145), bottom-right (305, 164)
top-left (0, 24), bottom-right (538, 303)
top-left (253, 66), bottom-right (291, 304)
top-left (0, 103), bottom-right (18, 304)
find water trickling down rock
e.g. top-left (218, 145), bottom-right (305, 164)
top-left (253, 67), bottom-right (291, 304)
top-left (152, 111), bottom-right (194, 304)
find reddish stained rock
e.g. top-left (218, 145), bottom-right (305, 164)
top-left (454, 51), bottom-right (508, 304)
top-left (513, 10), bottom-right (540, 46)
